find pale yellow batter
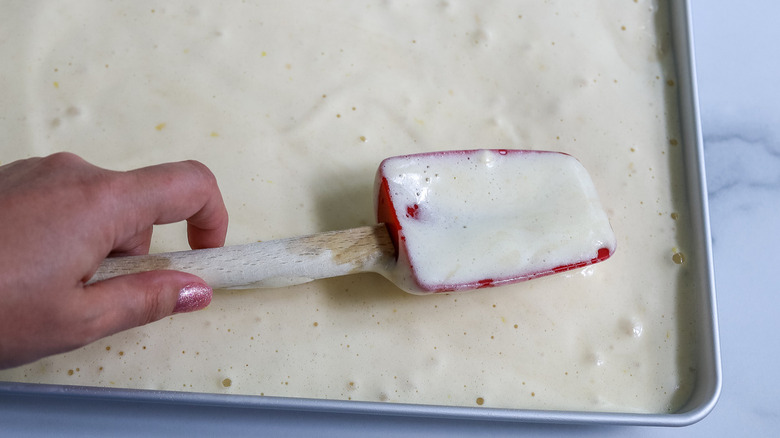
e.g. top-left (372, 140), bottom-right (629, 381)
top-left (0, 0), bottom-right (698, 414)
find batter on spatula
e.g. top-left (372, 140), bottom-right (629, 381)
top-left (376, 149), bottom-right (616, 293)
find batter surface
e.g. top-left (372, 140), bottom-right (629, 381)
top-left (0, 0), bottom-right (698, 413)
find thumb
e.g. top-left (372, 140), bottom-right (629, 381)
top-left (83, 270), bottom-right (212, 337)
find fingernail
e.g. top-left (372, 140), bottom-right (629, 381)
top-left (173, 283), bottom-right (212, 314)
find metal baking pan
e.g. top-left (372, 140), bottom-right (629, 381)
top-left (0, 0), bottom-right (721, 426)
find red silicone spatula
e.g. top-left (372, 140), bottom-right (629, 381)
top-left (90, 149), bottom-right (615, 294)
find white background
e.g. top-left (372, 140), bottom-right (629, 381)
top-left (1, 1), bottom-right (778, 436)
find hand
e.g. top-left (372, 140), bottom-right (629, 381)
top-left (0, 153), bottom-right (229, 369)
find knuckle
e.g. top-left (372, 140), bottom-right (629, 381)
top-left (44, 151), bottom-right (85, 168)
top-left (44, 153), bottom-right (114, 206)
top-left (183, 159), bottom-right (219, 188)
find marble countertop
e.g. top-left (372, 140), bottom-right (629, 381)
top-left (2, 0), bottom-right (778, 435)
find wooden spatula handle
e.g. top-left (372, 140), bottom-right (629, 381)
top-left (88, 224), bottom-right (396, 290)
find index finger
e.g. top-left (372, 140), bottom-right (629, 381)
top-left (111, 160), bottom-right (229, 251)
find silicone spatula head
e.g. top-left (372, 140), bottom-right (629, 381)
top-left (375, 149), bottom-right (616, 294)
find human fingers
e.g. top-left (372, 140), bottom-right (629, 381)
top-left (78, 271), bottom-right (212, 343)
top-left (0, 154), bottom-right (223, 369)
top-left (110, 160), bottom-right (229, 252)
top-left (0, 270), bottom-right (210, 369)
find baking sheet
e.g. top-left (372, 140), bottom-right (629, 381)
top-left (0, 0), bottom-right (720, 426)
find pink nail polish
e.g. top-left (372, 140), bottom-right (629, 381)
top-left (173, 283), bottom-right (212, 314)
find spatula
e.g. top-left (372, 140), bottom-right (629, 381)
top-left (90, 149), bottom-right (616, 294)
